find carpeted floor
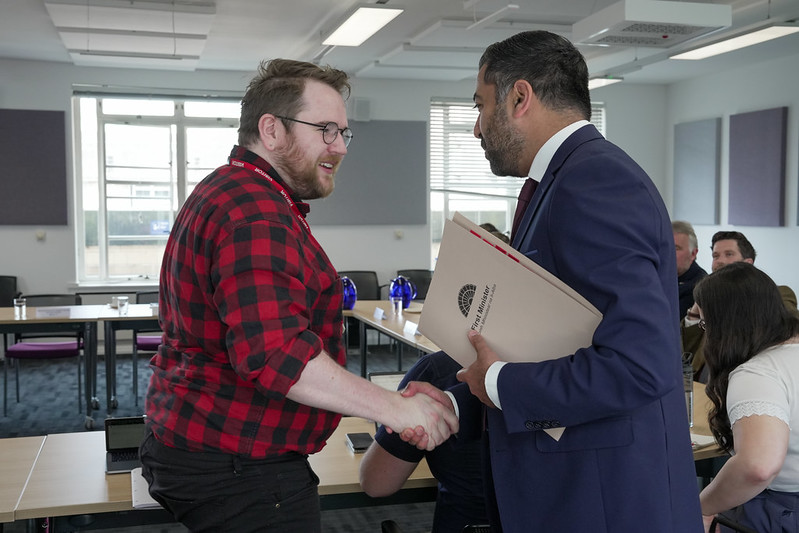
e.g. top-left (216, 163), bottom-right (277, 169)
top-left (0, 334), bottom-right (435, 532)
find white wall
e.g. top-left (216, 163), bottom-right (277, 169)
top-left (665, 51), bottom-right (799, 291)
top-left (12, 53), bottom-right (799, 294)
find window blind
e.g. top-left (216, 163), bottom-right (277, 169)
top-left (429, 99), bottom-right (607, 199)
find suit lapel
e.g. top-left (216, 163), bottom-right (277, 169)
top-left (511, 124), bottom-right (603, 249)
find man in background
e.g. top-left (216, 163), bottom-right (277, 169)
top-left (673, 220), bottom-right (708, 320)
top-left (140, 59), bottom-right (456, 533)
top-left (683, 230), bottom-right (798, 380)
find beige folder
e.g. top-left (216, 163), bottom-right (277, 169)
top-left (419, 212), bottom-right (602, 370)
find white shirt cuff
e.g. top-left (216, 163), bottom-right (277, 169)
top-left (443, 391), bottom-right (459, 419)
top-left (486, 361), bottom-right (507, 409)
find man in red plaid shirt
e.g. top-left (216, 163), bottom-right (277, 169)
top-left (140, 59), bottom-right (457, 533)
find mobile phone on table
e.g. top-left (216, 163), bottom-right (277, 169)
top-left (345, 432), bottom-right (373, 453)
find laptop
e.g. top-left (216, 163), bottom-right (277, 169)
top-left (105, 416), bottom-right (146, 474)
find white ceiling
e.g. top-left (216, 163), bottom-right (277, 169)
top-left (1, 0), bottom-right (798, 85)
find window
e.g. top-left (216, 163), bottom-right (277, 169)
top-left (429, 99), bottom-right (606, 263)
top-left (74, 95), bottom-right (240, 282)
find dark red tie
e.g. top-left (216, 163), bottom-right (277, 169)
top-left (510, 178), bottom-right (538, 241)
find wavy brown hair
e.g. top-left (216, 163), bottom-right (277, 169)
top-left (693, 262), bottom-right (799, 453)
top-left (238, 59), bottom-right (351, 147)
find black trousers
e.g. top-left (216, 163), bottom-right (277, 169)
top-left (140, 429), bottom-right (321, 533)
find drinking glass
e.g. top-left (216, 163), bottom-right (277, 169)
top-left (13, 297), bottom-right (26, 320)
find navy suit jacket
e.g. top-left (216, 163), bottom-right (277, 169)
top-left (453, 124), bottom-right (702, 533)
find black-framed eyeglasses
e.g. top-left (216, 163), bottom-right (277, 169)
top-left (274, 115), bottom-right (353, 147)
top-left (698, 319), bottom-right (706, 331)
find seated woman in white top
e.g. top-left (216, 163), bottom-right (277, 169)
top-left (694, 262), bottom-right (799, 532)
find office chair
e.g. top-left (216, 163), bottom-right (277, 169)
top-left (4, 294), bottom-right (83, 417)
top-left (0, 275), bottom-right (20, 306)
top-left (710, 514), bottom-right (759, 533)
top-left (131, 290), bottom-right (161, 406)
top-left (396, 269), bottom-right (434, 301)
top-left (0, 275), bottom-right (20, 369)
top-left (337, 270), bottom-right (383, 300)
top-left (337, 270), bottom-right (388, 351)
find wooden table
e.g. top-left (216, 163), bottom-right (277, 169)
top-left (14, 432), bottom-right (132, 520)
top-left (691, 380), bottom-right (725, 461)
top-left (10, 417), bottom-right (435, 526)
top-left (345, 300), bottom-right (439, 377)
top-left (0, 435), bottom-right (45, 523)
top-left (0, 383), bottom-right (721, 527)
top-left (310, 416), bottom-right (433, 495)
top-left (1, 304), bottom-right (159, 426)
top-left (1, 306), bottom-right (100, 426)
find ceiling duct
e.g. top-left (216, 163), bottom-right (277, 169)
top-left (572, 0), bottom-right (732, 48)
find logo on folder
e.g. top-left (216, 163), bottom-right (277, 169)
top-left (457, 284), bottom-right (477, 317)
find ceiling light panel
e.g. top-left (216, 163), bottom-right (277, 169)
top-left (322, 6), bottom-right (403, 47)
top-left (672, 25), bottom-right (799, 60)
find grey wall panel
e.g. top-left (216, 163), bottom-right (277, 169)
top-left (0, 109), bottom-right (68, 225)
top-left (728, 106), bottom-right (787, 227)
top-left (673, 118), bottom-right (720, 225)
top-left (305, 120), bottom-right (427, 226)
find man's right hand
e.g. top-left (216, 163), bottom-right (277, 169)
top-left (397, 381), bottom-right (456, 449)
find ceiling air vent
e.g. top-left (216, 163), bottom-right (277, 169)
top-left (572, 0), bottom-right (732, 48)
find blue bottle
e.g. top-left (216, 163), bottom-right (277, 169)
top-left (389, 276), bottom-right (417, 309)
top-left (341, 276), bottom-right (357, 310)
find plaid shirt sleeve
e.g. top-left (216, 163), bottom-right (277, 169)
top-left (146, 146), bottom-right (345, 458)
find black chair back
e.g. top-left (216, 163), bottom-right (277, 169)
top-left (22, 294), bottom-right (82, 307)
top-left (338, 270), bottom-right (382, 300)
top-left (396, 269), bottom-right (434, 301)
top-left (0, 275), bottom-right (19, 306)
top-left (135, 290), bottom-right (159, 305)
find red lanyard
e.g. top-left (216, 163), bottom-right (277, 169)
top-left (229, 158), bottom-right (312, 235)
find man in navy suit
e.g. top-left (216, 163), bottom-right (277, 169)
top-left (405, 31), bottom-right (702, 532)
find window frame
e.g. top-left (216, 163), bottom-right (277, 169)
top-left (73, 94), bottom-right (240, 283)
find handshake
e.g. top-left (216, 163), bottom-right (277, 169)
top-left (381, 330), bottom-right (500, 451)
top-left (383, 381), bottom-right (459, 451)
